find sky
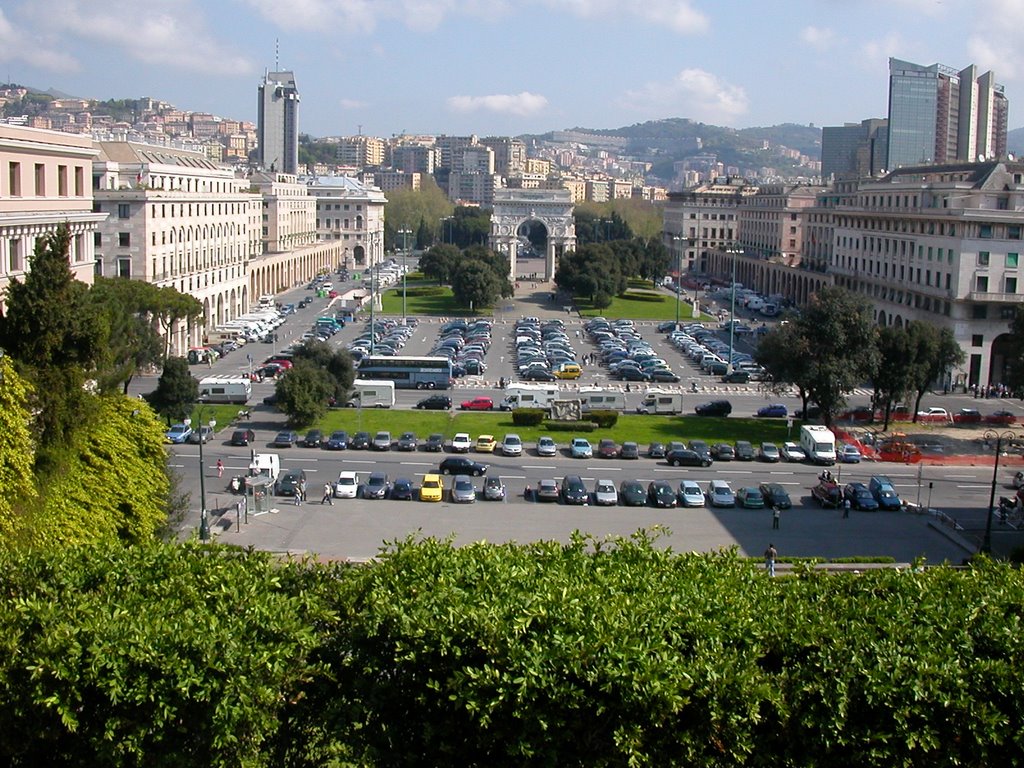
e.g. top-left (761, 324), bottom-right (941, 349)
top-left (1, 0), bottom-right (1023, 139)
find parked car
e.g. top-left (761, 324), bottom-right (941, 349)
top-left (619, 480), bottom-right (647, 507)
top-left (303, 429), bottom-right (323, 448)
top-left (424, 433), bottom-right (445, 452)
top-left (706, 480), bottom-right (736, 507)
top-left (678, 480), bottom-right (706, 507)
top-left (647, 442), bottom-right (667, 459)
top-left (838, 443), bottom-right (862, 463)
top-left (390, 478), bottom-right (415, 501)
top-left (536, 436), bottom-right (558, 457)
top-left (647, 480), bottom-right (678, 508)
top-left (734, 440), bottom-right (755, 461)
top-left (916, 406), bottom-right (951, 422)
top-left (450, 475), bottom-right (477, 503)
top-left (230, 428), bottom-right (256, 447)
top-left (736, 487), bottom-right (766, 509)
top-left (758, 482), bottom-right (792, 509)
top-left (185, 425), bottom-right (214, 444)
top-left (597, 438), bottom-right (620, 459)
top-left (334, 471), bottom-right (358, 499)
top-left (759, 442), bottom-right (781, 462)
top-left (419, 474), bottom-right (444, 502)
top-left (460, 396), bottom-right (494, 411)
top-left (396, 432), bottom-right (418, 451)
top-left (324, 430), bottom-right (349, 450)
top-left (711, 443), bottom-right (735, 461)
top-left (570, 438), bottom-right (593, 458)
top-left (756, 403), bottom-right (789, 418)
top-left (416, 394), bottom-right (452, 410)
top-left (372, 431), bottom-right (393, 451)
top-left (165, 423), bottom-right (193, 444)
top-left (439, 456), bottom-right (488, 476)
top-left (780, 442), bottom-right (806, 462)
top-left (666, 449), bottom-right (711, 468)
top-left (533, 478), bottom-right (561, 503)
top-left (349, 431), bottom-right (371, 450)
top-left (620, 441), bottom-right (640, 460)
top-left (483, 476), bottom-right (507, 501)
top-left (695, 399), bottom-right (732, 417)
top-left (362, 472), bottom-right (390, 500)
top-left (593, 479), bottom-right (619, 506)
top-left (475, 434), bottom-right (497, 453)
top-left (811, 480), bottom-right (843, 508)
top-left (276, 469), bottom-right (307, 496)
top-left (272, 430), bottom-right (299, 448)
top-left (451, 433), bottom-right (472, 453)
top-left (560, 475), bottom-right (589, 505)
top-left (722, 370), bottom-right (750, 384)
top-left (844, 482), bottom-right (879, 511)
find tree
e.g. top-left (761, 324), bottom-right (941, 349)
top-left (145, 357), bottom-right (197, 424)
top-left (871, 326), bottom-right (915, 430)
top-left (418, 244), bottom-right (462, 285)
top-left (384, 179), bottom-right (452, 248)
top-left (275, 360), bottom-right (333, 427)
top-left (907, 323), bottom-right (965, 421)
top-left (555, 244), bottom-right (628, 306)
top-left (451, 259), bottom-right (502, 310)
top-left (755, 321), bottom-right (814, 414)
top-left (0, 355), bottom-right (38, 552)
top-left (289, 339), bottom-right (355, 405)
top-left (149, 286), bottom-right (203, 359)
top-left (463, 245), bottom-right (513, 299)
top-left (86, 278), bottom-right (165, 394)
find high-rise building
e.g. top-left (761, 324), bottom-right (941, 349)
top-left (821, 119), bottom-right (888, 179)
top-left (886, 58), bottom-right (1008, 170)
top-left (257, 70), bottom-right (299, 174)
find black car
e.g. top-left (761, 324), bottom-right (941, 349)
top-left (647, 442), bottom-right (667, 459)
top-left (303, 429), bottom-right (323, 448)
top-left (324, 430), bottom-right (349, 450)
top-left (276, 469), bottom-right (306, 496)
top-left (439, 457), bottom-right (488, 476)
top-left (230, 428), bottom-right (256, 446)
top-left (620, 441), bottom-right (640, 460)
top-left (734, 440), bottom-right (755, 461)
top-left (844, 482), bottom-right (879, 511)
top-left (695, 399), bottom-right (732, 417)
top-left (416, 394), bottom-right (453, 410)
top-left (666, 449), bottom-right (711, 468)
top-left (349, 431), bottom-right (371, 450)
top-left (396, 432), bottom-right (418, 451)
top-left (424, 433), bottom-right (444, 452)
top-left (711, 443), bottom-right (735, 461)
top-left (759, 482), bottom-right (792, 509)
top-left (618, 367), bottom-right (651, 382)
top-left (560, 475), bottom-right (589, 505)
top-left (648, 369), bottom-right (681, 383)
top-left (689, 440), bottom-right (712, 463)
top-left (619, 480), bottom-right (647, 506)
top-left (522, 368), bottom-right (557, 382)
top-left (272, 430), bottom-right (299, 448)
top-left (647, 480), bottom-right (678, 508)
top-left (390, 478), bottom-right (414, 501)
top-left (362, 472), bottom-right (390, 500)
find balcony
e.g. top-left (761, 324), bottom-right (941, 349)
top-left (966, 291), bottom-right (1020, 303)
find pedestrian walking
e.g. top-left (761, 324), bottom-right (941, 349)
top-left (293, 488), bottom-right (301, 506)
top-left (216, 458), bottom-right (224, 478)
top-left (764, 543), bottom-right (777, 577)
top-left (298, 478), bottom-right (307, 502)
top-left (772, 505), bottom-right (781, 529)
top-left (321, 482), bottom-right (334, 505)
top-left (843, 497), bottom-right (851, 518)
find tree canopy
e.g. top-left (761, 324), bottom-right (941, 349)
top-left (145, 356), bottom-right (197, 424)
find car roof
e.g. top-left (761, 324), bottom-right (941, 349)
top-left (422, 473), bottom-right (441, 482)
top-left (338, 471), bottom-right (357, 480)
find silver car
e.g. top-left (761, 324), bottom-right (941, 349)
top-left (451, 474), bottom-right (477, 503)
top-left (536, 436), bottom-right (557, 457)
top-left (372, 431), bottom-right (392, 451)
top-left (593, 479), bottom-right (618, 506)
top-left (483, 476), bottom-right (506, 501)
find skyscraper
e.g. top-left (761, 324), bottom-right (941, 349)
top-left (257, 70), bottom-right (299, 174)
top-left (886, 58), bottom-right (1008, 170)
top-left (821, 118), bottom-right (888, 179)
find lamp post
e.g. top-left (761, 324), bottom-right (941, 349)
top-left (441, 215), bottom-right (453, 245)
top-left (184, 412), bottom-right (217, 542)
top-left (725, 246), bottom-right (741, 374)
top-left (982, 429), bottom-right (1016, 554)
top-left (368, 231), bottom-right (379, 354)
top-left (398, 227), bottom-right (412, 322)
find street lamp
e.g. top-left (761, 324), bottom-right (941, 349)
top-left (670, 234), bottom-right (695, 330)
top-left (982, 429), bottom-right (1017, 554)
top-left (441, 215), bottom-right (454, 245)
top-left (725, 246), bottom-right (741, 374)
top-left (184, 412), bottom-right (217, 542)
top-left (368, 230), bottom-right (379, 354)
top-left (398, 227), bottom-right (412, 321)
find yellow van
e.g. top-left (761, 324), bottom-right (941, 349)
top-left (554, 363), bottom-right (582, 380)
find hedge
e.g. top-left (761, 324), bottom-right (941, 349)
top-left (589, 409), bottom-right (619, 428)
top-left (544, 419), bottom-right (598, 432)
top-left (511, 408), bottom-right (546, 426)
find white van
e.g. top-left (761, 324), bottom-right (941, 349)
top-left (636, 390), bottom-right (684, 415)
top-left (198, 374), bottom-right (252, 404)
top-left (800, 425), bottom-right (837, 465)
top-left (346, 379), bottom-right (396, 408)
top-left (577, 387), bottom-right (625, 412)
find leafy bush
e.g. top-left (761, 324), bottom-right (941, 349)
top-left (545, 419), bottom-right (597, 432)
top-left (511, 408), bottom-right (546, 427)
top-left (589, 409), bottom-right (619, 428)
top-left (405, 285), bottom-right (447, 297)
top-left (617, 290), bottom-right (666, 303)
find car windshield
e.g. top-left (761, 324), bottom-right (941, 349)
top-left (368, 476), bottom-right (385, 487)
top-left (597, 483), bottom-right (614, 493)
top-left (455, 480), bottom-right (472, 491)
top-left (423, 479), bottom-right (440, 489)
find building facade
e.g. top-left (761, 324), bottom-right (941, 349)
top-left (662, 179), bottom-right (759, 275)
top-left (0, 124), bottom-right (106, 310)
top-left (305, 175), bottom-right (386, 270)
top-left (249, 171), bottom-right (316, 253)
top-left (821, 118), bottom-right (888, 179)
top-left (257, 70), bottom-right (300, 174)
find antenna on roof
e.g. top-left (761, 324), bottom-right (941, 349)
top-left (275, 38), bottom-right (279, 71)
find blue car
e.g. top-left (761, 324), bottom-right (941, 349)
top-left (756, 403), bottom-right (789, 418)
top-left (570, 438), bottom-right (593, 458)
top-left (165, 423), bottom-right (193, 444)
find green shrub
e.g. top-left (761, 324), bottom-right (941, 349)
top-left (546, 420), bottom-right (597, 432)
top-left (588, 409), bottom-right (619, 428)
top-left (405, 285), bottom-right (446, 297)
top-left (512, 408), bottom-right (546, 427)
top-left (617, 290), bottom-right (666, 303)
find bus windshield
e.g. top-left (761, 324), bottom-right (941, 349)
top-left (357, 356), bottom-right (453, 390)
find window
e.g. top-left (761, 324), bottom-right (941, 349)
top-left (8, 238), bottom-right (23, 272)
top-left (980, 224), bottom-right (993, 238)
top-left (34, 163), bottom-right (45, 195)
top-left (75, 167), bottom-right (84, 196)
top-left (94, 232), bottom-right (101, 247)
top-left (977, 276), bottom-right (989, 292)
top-left (118, 203), bottom-right (130, 219)
top-left (117, 257), bottom-right (131, 278)
top-left (1010, 225), bottom-right (1022, 239)
top-left (972, 304), bottom-right (988, 319)
top-left (8, 161), bottom-right (20, 196)
top-left (1008, 253), bottom-right (1019, 268)
top-left (972, 334), bottom-right (983, 347)
top-left (57, 165), bottom-right (68, 196)
top-left (1007, 277), bottom-right (1017, 293)
top-left (94, 258), bottom-right (103, 278)
top-left (978, 251), bottom-right (990, 266)
top-left (118, 232), bottom-right (130, 247)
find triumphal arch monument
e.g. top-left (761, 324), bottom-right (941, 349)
top-left (489, 189), bottom-right (576, 280)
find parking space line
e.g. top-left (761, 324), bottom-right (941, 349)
top-left (588, 466), bottom-right (620, 471)
top-left (523, 465), bottom-right (556, 470)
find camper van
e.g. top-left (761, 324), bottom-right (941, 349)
top-left (346, 379), bottom-right (396, 408)
top-left (258, 294), bottom-right (276, 310)
top-left (800, 425), bottom-right (837, 465)
top-left (636, 390), bottom-right (685, 415)
top-left (577, 387), bottom-right (625, 412)
top-left (198, 374), bottom-right (252, 404)
top-left (500, 384), bottom-right (561, 411)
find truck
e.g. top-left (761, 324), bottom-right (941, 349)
top-left (197, 374), bottom-right (252, 404)
top-left (636, 389), bottom-right (685, 415)
top-left (346, 379), bottom-right (396, 408)
top-left (800, 424), bottom-right (837, 465)
top-left (499, 383), bottom-right (561, 411)
top-left (577, 387), bottom-right (625, 412)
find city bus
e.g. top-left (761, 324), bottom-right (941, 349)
top-left (356, 355), bottom-right (453, 390)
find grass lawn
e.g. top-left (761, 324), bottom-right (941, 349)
top-left (312, 410), bottom-right (800, 447)
top-left (189, 404), bottom-right (248, 432)
top-left (378, 281), bottom-right (491, 317)
top-left (575, 290), bottom-right (713, 322)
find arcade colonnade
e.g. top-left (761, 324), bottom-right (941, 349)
top-left (705, 249), bottom-right (832, 306)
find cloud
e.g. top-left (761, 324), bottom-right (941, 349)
top-left (22, 0), bottom-right (252, 76)
top-left (859, 33), bottom-right (910, 72)
top-left (339, 98), bottom-right (368, 109)
top-left (542, 0), bottom-right (708, 33)
top-left (799, 25), bottom-right (835, 51)
top-left (447, 92), bottom-right (549, 116)
top-left (621, 69), bottom-right (748, 124)
top-left (967, 0), bottom-right (1024, 80)
top-left (0, 8), bottom-right (78, 72)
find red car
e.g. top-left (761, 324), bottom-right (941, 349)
top-left (459, 396), bottom-right (494, 411)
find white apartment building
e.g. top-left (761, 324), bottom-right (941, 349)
top-left (663, 178), bottom-right (759, 275)
top-left (92, 141), bottom-right (258, 354)
top-left (249, 171), bottom-right (316, 253)
top-left (305, 175), bottom-right (386, 270)
top-left (737, 184), bottom-right (824, 264)
top-left (0, 124), bottom-right (106, 310)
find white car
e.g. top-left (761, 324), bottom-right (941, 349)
top-left (780, 442), bottom-right (807, 462)
top-left (536, 436), bottom-right (557, 457)
top-left (678, 480), bottom-right (706, 507)
top-left (593, 479), bottom-right (618, 506)
top-left (707, 479), bottom-right (736, 508)
top-left (334, 471), bottom-right (358, 499)
top-left (501, 433), bottom-right (523, 457)
top-left (451, 432), bottom-right (472, 453)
